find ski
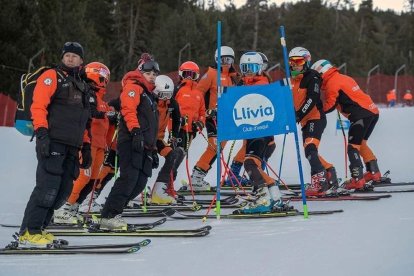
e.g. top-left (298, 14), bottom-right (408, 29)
top-left (0, 246), bottom-right (140, 255)
top-left (285, 194), bottom-right (391, 201)
top-left (354, 188), bottom-right (414, 194)
top-left (0, 239), bottom-right (151, 255)
top-left (168, 209), bottom-right (343, 220)
top-left (47, 226), bottom-right (211, 237)
top-left (1, 218), bottom-right (167, 231)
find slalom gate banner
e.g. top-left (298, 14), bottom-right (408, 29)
top-left (217, 80), bottom-right (297, 141)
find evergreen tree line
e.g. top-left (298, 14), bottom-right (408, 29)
top-left (1, 0), bottom-right (413, 99)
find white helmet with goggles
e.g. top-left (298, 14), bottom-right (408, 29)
top-left (153, 75), bottom-right (174, 100)
top-left (215, 46), bottom-right (235, 65)
top-left (288, 47), bottom-right (311, 76)
top-left (239, 52), bottom-right (263, 76)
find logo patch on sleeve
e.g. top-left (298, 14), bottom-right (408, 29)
top-left (43, 78), bottom-right (52, 86)
top-left (128, 91), bottom-right (136, 97)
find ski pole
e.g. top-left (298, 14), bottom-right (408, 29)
top-left (277, 133), bottom-right (287, 185)
top-left (337, 111), bottom-right (348, 178)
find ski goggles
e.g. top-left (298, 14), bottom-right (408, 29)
top-left (64, 41), bottom-right (82, 48)
top-left (179, 70), bottom-right (199, 80)
top-left (157, 90), bottom-right (173, 100)
top-left (289, 57), bottom-right (307, 67)
top-left (141, 61), bottom-right (160, 74)
top-left (240, 63), bottom-right (261, 74)
top-left (220, 56), bottom-right (234, 65)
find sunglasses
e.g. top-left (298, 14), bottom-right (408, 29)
top-left (289, 57), bottom-right (306, 67)
top-left (141, 61), bottom-right (160, 73)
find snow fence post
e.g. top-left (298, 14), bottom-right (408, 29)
top-left (216, 21), bottom-right (222, 219)
top-left (279, 25), bottom-right (308, 218)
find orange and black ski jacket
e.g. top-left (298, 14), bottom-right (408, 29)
top-left (386, 91), bottom-right (397, 102)
top-left (291, 69), bottom-right (324, 127)
top-left (322, 67), bottom-right (379, 121)
top-left (31, 67), bottom-right (91, 147)
top-left (157, 98), bottom-right (181, 141)
top-left (118, 70), bottom-right (159, 149)
top-left (196, 66), bottom-right (238, 110)
top-left (175, 79), bottom-right (206, 133)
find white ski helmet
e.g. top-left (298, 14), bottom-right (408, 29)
top-left (289, 47), bottom-right (311, 76)
top-left (239, 51), bottom-right (263, 75)
top-left (153, 75), bottom-right (174, 100)
top-left (258, 52), bottom-right (269, 71)
top-left (311, 59), bottom-right (333, 75)
top-left (215, 46), bottom-right (235, 64)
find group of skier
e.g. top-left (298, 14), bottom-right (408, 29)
top-left (17, 41), bottom-right (383, 247)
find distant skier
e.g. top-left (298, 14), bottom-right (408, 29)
top-left (289, 47), bottom-right (338, 197)
top-left (386, 89), bottom-right (396, 107)
top-left (99, 53), bottom-right (160, 230)
top-left (312, 59), bottom-right (382, 188)
top-left (19, 42), bottom-right (92, 247)
top-left (403, 90), bottom-right (412, 107)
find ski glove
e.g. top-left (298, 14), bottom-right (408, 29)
top-left (206, 109), bottom-right (217, 118)
top-left (103, 149), bottom-right (117, 169)
top-left (80, 143), bottom-right (92, 169)
top-left (151, 151), bottom-right (159, 169)
top-left (35, 127), bottom-right (50, 158)
top-left (106, 110), bottom-right (119, 125)
top-left (192, 121), bottom-right (204, 133)
top-left (131, 127), bottom-right (144, 152)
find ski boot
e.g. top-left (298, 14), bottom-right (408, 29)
top-left (100, 215), bottom-right (127, 231)
top-left (190, 167), bottom-right (211, 191)
top-left (18, 230), bottom-right (53, 248)
top-left (151, 182), bottom-right (177, 205)
top-left (53, 203), bottom-right (82, 225)
top-left (224, 161), bottom-right (250, 187)
top-left (233, 185), bottom-right (273, 214)
top-left (342, 166), bottom-right (366, 190)
top-left (305, 170), bottom-right (331, 197)
top-left (364, 160), bottom-right (382, 183)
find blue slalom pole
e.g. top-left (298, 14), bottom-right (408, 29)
top-left (277, 133), bottom-right (287, 182)
top-left (216, 21), bottom-right (222, 219)
top-left (279, 25), bottom-right (308, 218)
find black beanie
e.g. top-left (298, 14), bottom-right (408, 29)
top-left (61, 42), bottom-right (84, 59)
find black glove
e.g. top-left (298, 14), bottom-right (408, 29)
top-left (80, 143), bottom-right (92, 169)
top-left (103, 149), bottom-right (117, 169)
top-left (192, 121), bottom-right (204, 133)
top-left (206, 109), bottom-right (217, 118)
top-left (151, 151), bottom-right (159, 169)
top-left (106, 110), bottom-right (119, 125)
top-left (168, 136), bottom-right (178, 149)
top-left (131, 127), bottom-right (144, 152)
top-left (35, 127), bottom-right (50, 158)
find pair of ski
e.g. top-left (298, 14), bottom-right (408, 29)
top-left (0, 239), bottom-right (151, 255)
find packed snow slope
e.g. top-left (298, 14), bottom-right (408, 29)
top-left (0, 107), bottom-right (413, 276)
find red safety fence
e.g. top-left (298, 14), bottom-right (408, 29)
top-left (2, 72), bottom-right (413, 126)
top-left (0, 93), bottom-right (17, 127)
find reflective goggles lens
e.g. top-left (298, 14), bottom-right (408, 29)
top-left (158, 90), bottom-right (173, 100)
top-left (180, 70), bottom-right (199, 80)
top-left (220, 56), bottom-right (234, 65)
top-left (141, 61), bottom-right (160, 73)
top-left (289, 57), bottom-right (306, 67)
top-left (64, 42), bottom-right (82, 47)
top-left (240, 63), bottom-right (260, 74)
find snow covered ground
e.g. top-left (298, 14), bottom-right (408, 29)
top-left (0, 107), bottom-right (413, 276)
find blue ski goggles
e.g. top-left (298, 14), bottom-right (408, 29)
top-left (240, 63), bottom-right (261, 75)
